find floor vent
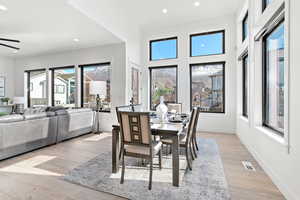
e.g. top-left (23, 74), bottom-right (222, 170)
top-left (242, 161), bottom-right (256, 171)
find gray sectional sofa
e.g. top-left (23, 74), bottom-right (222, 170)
top-left (0, 108), bottom-right (94, 161)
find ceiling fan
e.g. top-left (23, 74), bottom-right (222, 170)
top-left (0, 37), bottom-right (20, 50)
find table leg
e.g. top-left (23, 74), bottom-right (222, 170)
top-left (112, 126), bottom-right (120, 173)
top-left (172, 135), bottom-right (179, 187)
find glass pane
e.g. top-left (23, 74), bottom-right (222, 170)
top-left (150, 67), bottom-right (177, 110)
top-left (191, 31), bottom-right (224, 57)
top-left (151, 38), bottom-right (177, 60)
top-left (243, 55), bottom-right (248, 117)
top-left (82, 64), bottom-right (111, 111)
top-left (263, 0), bottom-right (273, 10)
top-left (191, 63), bottom-right (224, 113)
top-left (242, 14), bottom-right (248, 41)
top-left (131, 68), bottom-right (139, 104)
top-left (53, 68), bottom-right (76, 107)
top-left (29, 70), bottom-right (47, 107)
top-left (264, 21), bottom-right (284, 133)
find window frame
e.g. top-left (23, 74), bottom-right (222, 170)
top-left (262, 0), bottom-right (270, 12)
top-left (189, 61), bottom-right (226, 113)
top-left (149, 37), bottom-right (178, 61)
top-left (242, 12), bottom-right (248, 42)
top-left (242, 54), bottom-right (249, 118)
top-left (190, 30), bottom-right (225, 57)
top-left (25, 68), bottom-right (47, 108)
top-left (50, 65), bottom-right (76, 107)
top-left (149, 65), bottom-right (178, 111)
top-left (262, 19), bottom-right (285, 136)
top-left (79, 62), bottom-right (111, 112)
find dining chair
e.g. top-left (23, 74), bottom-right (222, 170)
top-left (190, 107), bottom-right (200, 159)
top-left (161, 107), bottom-right (198, 170)
top-left (167, 103), bottom-right (182, 114)
top-left (117, 111), bottom-right (162, 190)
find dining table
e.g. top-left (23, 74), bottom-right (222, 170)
top-left (111, 114), bottom-right (188, 187)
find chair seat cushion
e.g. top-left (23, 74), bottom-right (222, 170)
top-left (124, 141), bottom-right (162, 156)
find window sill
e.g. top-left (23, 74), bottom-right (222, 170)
top-left (255, 126), bottom-right (287, 146)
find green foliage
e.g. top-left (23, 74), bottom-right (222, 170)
top-left (1, 97), bottom-right (10, 102)
top-left (153, 86), bottom-right (173, 103)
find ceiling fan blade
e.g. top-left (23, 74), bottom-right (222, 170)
top-left (0, 43), bottom-right (20, 50)
top-left (0, 38), bottom-right (20, 43)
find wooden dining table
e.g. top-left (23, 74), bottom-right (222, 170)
top-left (111, 119), bottom-right (186, 187)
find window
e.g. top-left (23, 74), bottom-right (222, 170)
top-left (51, 67), bottom-right (76, 107)
top-left (131, 68), bottom-right (139, 104)
top-left (190, 62), bottom-right (225, 113)
top-left (242, 12), bottom-right (248, 42)
top-left (150, 37), bottom-right (177, 61)
top-left (262, 20), bottom-right (284, 134)
top-left (81, 63), bottom-right (111, 112)
top-left (190, 30), bottom-right (225, 57)
top-left (263, 0), bottom-right (273, 11)
top-left (55, 85), bottom-right (65, 94)
top-left (26, 69), bottom-right (47, 107)
top-left (150, 66), bottom-right (177, 110)
top-left (242, 55), bottom-right (249, 117)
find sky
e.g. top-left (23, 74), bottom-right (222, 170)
top-left (151, 32), bottom-right (223, 60)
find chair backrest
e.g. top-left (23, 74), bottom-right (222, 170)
top-left (167, 103), bottom-right (182, 113)
top-left (185, 107), bottom-right (197, 145)
top-left (118, 111), bottom-right (151, 146)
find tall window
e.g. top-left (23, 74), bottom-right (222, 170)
top-left (26, 69), bottom-right (47, 107)
top-left (51, 67), bottom-right (76, 107)
top-left (242, 12), bottom-right (248, 42)
top-left (190, 30), bottom-right (225, 57)
top-left (263, 20), bottom-right (284, 134)
top-left (131, 68), bottom-right (139, 104)
top-left (263, 0), bottom-right (273, 11)
top-left (150, 37), bottom-right (177, 61)
top-left (190, 62), bottom-right (225, 113)
top-left (81, 63), bottom-right (111, 112)
top-left (242, 55), bottom-right (249, 117)
top-left (150, 66), bottom-right (177, 110)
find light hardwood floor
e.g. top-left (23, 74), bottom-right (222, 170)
top-left (0, 132), bottom-right (285, 200)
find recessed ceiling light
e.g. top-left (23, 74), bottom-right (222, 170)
top-left (194, 2), bottom-right (200, 7)
top-left (0, 5), bottom-right (7, 11)
top-left (162, 8), bottom-right (168, 14)
top-left (73, 38), bottom-right (79, 42)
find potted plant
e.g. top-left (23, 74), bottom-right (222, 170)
top-left (1, 97), bottom-right (10, 105)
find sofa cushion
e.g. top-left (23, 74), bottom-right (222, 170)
top-left (0, 114), bottom-right (24, 123)
top-left (24, 113), bottom-right (47, 120)
top-left (55, 108), bottom-right (92, 116)
top-left (46, 106), bottom-right (67, 112)
top-left (66, 108), bottom-right (92, 114)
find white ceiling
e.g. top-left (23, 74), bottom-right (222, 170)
top-left (0, 0), bottom-right (244, 58)
top-left (0, 0), bottom-right (122, 57)
top-left (110, 0), bottom-right (244, 30)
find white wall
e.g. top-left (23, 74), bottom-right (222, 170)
top-left (14, 44), bottom-right (126, 132)
top-left (236, 0), bottom-right (300, 199)
top-left (0, 56), bottom-right (15, 99)
top-left (141, 15), bottom-right (237, 133)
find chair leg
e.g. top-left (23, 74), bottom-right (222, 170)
top-left (192, 140), bottom-right (198, 158)
top-left (120, 152), bottom-right (125, 184)
top-left (190, 144), bottom-right (195, 160)
top-left (149, 158), bottom-right (153, 190)
top-left (159, 150), bottom-right (162, 169)
top-left (194, 137), bottom-right (199, 151)
top-left (185, 147), bottom-right (192, 170)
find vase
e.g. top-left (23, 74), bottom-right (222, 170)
top-left (156, 96), bottom-right (168, 123)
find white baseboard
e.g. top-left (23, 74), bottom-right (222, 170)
top-left (237, 133), bottom-right (297, 200)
